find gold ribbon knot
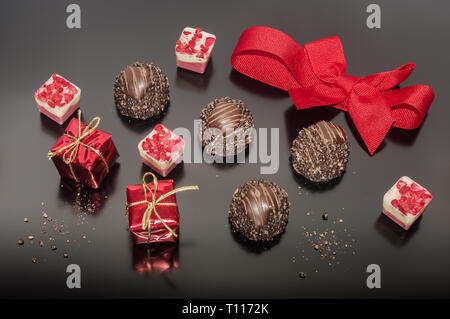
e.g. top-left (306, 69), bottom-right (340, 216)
top-left (126, 172), bottom-right (199, 243)
top-left (47, 110), bottom-right (109, 182)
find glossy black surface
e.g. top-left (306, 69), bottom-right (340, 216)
top-left (0, 0), bottom-right (449, 298)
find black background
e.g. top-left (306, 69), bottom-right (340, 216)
top-left (1, 0), bottom-right (449, 299)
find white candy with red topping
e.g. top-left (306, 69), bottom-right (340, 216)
top-left (382, 176), bottom-right (432, 230)
top-left (138, 124), bottom-right (185, 177)
top-left (175, 27), bottom-right (216, 74)
top-left (34, 74), bottom-right (81, 125)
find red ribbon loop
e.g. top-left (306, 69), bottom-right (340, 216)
top-left (230, 26), bottom-right (435, 155)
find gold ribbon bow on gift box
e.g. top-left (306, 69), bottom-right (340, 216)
top-left (47, 110), bottom-right (109, 182)
top-left (126, 172), bottom-right (199, 243)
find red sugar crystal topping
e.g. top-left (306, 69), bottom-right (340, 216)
top-left (175, 27), bottom-right (214, 57)
top-left (141, 124), bottom-right (184, 163)
top-left (205, 37), bottom-right (215, 47)
top-left (35, 74), bottom-right (78, 108)
top-left (391, 180), bottom-right (432, 216)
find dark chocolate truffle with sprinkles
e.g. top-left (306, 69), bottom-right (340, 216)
top-left (200, 97), bottom-right (255, 157)
top-left (290, 121), bottom-right (350, 182)
top-left (114, 61), bottom-right (170, 120)
top-left (229, 180), bottom-right (290, 241)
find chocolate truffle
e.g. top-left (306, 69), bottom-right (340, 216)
top-left (290, 121), bottom-right (350, 182)
top-left (114, 62), bottom-right (169, 120)
top-left (229, 180), bottom-right (290, 241)
top-left (200, 97), bottom-right (255, 157)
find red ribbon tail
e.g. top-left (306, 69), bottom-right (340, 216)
top-left (348, 83), bottom-right (394, 155)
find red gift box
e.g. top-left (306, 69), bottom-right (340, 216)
top-left (126, 172), bottom-right (198, 245)
top-left (48, 110), bottom-right (119, 189)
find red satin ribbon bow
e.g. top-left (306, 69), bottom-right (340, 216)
top-left (230, 26), bottom-right (435, 155)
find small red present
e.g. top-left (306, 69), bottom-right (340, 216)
top-left (126, 172), bottom-right (199, 245)
top-left (48, 110), bottom-right (119, 189)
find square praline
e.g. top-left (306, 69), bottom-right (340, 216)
top-left (138, 124), bottom-right (185, 177)
top-left (34, 74), bottom-right (81, 125)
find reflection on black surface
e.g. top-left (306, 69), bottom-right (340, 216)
top-left (375, 213), bottom-right (421, 247)
top-left (175, 59), bottom-right (214, 91)
top-left (40, 111), bottom-right (80, 139)
top-left (132, 242), bottom-right (179, 274)
top-left (57, 163), bottom-right (120, 216)
top-left (229, 69), bottom-right (287, 99)
top-left (289, 163), bottom-right (343, 192)
top-left (212, 146), bottom-right (252, 170)
top-left (140, 161), bottom-right (185, 180)
top-left (283, 105), bottom-right (340, 144)
top-left (115, 103), bottom-right (170, 134)
top-left (230, 224), bottom-right (282, 254)
top-left (387, 124), bottom-right (423, 146)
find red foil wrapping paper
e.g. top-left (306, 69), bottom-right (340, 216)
top-left (133, 243), bottom-right (179, 273)
top-left (127, 179), bottom-right (179, 244)
top-left (49, 117), bottom-right (119, 189)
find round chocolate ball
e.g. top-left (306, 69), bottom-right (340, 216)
top-left (290, 121), bottom-right (350, 182)
top-left (200, 97), bottom-right (255, 157)
top-left (114, 61), bottom-right (170, 120)
top-left (229, 180), bottom-right (290, 241)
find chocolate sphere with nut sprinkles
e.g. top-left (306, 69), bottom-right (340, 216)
top-left (290, 121), bottom-right (350, 182)
top-left (114, 61), bottom-right (170, 120)
top-left (200, 97), bottom-right (255, 157)
top-left (229, 180), bottom-right (290, 241)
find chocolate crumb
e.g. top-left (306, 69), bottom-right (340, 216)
top-left (24, 218), bottom-right (29, 223)
top-left (51, 245), bottom-right (57, 251)
top-left (28, 235), bottom-right (34, 240)
top-left (31, 257), bottom-right (37, 263)
top-left (322, 213), bottom-right (328, 220)
top-left (18, 239), bottom-right (24, 245)
top-left (298, 272), bottom-right (307, 279)
top-left (63, 253), bottom-right (68, 258)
